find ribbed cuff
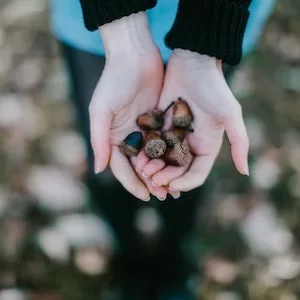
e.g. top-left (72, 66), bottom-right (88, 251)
top-left (80, 0), bottom-right (157, 31)
top-left (165, 0), bottom-right (251, 66)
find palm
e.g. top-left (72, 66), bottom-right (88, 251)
top-left (110, 95), bottom-right (159, 146)
top-left (187, 110), bottom-right (224, 159)
top-left (89, 51), bottom-right (169, 200)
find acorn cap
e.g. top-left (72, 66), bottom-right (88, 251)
top-left (164, 143), bottom-right (192, 166)
top-left (137, 109), bottom-right (164, 131)
top-left (144, 131), bottom-right (167, 159)
top-left (172, 98), bottom-right (193, 129)
top-left (161, 128), bottom-right (186, 148)
top-left (120, 131), bottom-right (143, 157)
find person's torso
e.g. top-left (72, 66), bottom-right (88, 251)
top-left (50, 0), bottom-right (277, 62)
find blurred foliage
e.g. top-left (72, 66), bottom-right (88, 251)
top-left (1, 0), bottom-right (300, 299)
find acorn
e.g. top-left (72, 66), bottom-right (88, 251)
top-left (161, 128), bottom-right (186, 148)
top-left (144, 131), bottom-right (167, 159)
top-left (137, 101), bottom-right (175, 131)
top-left (164, 143), bottom-right (193, 166)
top-left (172, 98), bottom-right (193, 129)
top-left (120, 131), bottom-right (143, 157)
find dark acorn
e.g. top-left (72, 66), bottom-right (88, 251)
top-left (164, 143), bottom-right (192, 166)
top-left (137, 109), bottom-right (164, 131)
top-left (120, 131), bottom-right (143, 157)
top-left (172, 98), bottom-right (193, 129)
top-left (161, 128), bottom-right (186, 148)
top-left (137, 102), bottom-right (175, 131)
top-left (144, 131), bottom-right (167, 159)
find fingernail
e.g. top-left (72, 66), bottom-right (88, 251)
top-left (142, 172), bottom-right (149, 178)
top-left (143, 196), bottom-right (151, 202)
top-left (152, 180), bottom-right (159, 187)
top-left (94, 159), bottom-right (100, 174)
top-left (171, 193), bottom-right (181, 199)
top-left (157, 196), bottom-right (167, 201)
top-left (244, 164), bottom-right (249, 176)
top-left (169, 186), bottom-right (178, 192)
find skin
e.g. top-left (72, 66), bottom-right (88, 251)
top-left (90, 12), bottom-right (249, 201)
top-left (141, 50), bottom-right (249, 195)
top-left (90, 12), bottom-right (168, 201)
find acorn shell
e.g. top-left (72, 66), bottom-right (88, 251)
top-left (144, 131), bottom-right (167, 159)
top-left (172, 98), bottom-right (193, 129)
top-left (137, 109), bottom-right (164, 131)
top-left (161, 128), bottom-right (186, 148)
top-left (164, 143), bottom-right (192, 166)
top-left (120, 131), bottom-right (143, 157)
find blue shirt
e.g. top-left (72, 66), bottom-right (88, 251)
top-left (50, 0), bottom-right (276, 63)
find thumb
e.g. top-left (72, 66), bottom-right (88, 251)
top-left (89, 104), bottom-right (112, 173)
top-left (224, 105), bottom-right (249, 175)
top-left (157, 81), bottom-right (176, 129)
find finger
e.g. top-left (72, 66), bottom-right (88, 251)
top-left (168, 189), bottom-right (181, 199)
top-left (110, 146), bottom-right (150, 201)
top-left (89, 106), bottom-right (112, 173)
top-left (152, 164), bottom-right (189, 188)
top-left (224, 107), bottom-right (249, 175)
top-left (145, 179), bottom-right (168, 201)
top-left (135, 151), bottom-right (150, 174)
top-left (157, 84), bottom-right (175, 130)
top-left (169, 154), bottom-right (217, 192)
top-left (141, 159), bottom-right (166, 178)
top-left (131, 157), bottom-right (168, 201)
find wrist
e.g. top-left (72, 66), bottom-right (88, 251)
top-left (173, 49), bottom-right (219, 66)
top-left (173, 49), bottom-right (213, 60)
top-left (99, 12), bottom-right (157, 59)
top-left (173, 49), bottom-right (223, 73)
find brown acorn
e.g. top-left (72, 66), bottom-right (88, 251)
top-left (172, 98), bottom-right (193, 129)
top-left (164, 143), bottom-right (192, 166)
top-left (161, 128), bottom-right (186, 148)
top-left (144, 131), bottom-right (167, 159)
top-left (137, 102), bottom-right (175, 131)
top-left (120, 131), bottom-right (143, 157)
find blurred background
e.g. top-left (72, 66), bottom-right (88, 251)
top-left (1, 0), bottom-right (300, 299)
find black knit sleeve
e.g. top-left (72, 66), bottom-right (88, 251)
top-left (165, 0), bottom-right (252, 66)
top-left (79, 0), bottom-right (157, 31)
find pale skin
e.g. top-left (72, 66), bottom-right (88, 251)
top-left (90, 12), bottom-right (249, 201)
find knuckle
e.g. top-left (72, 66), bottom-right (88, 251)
top-left (226, 101), bottom-right (242, 118)
top-left (219, 100), bottom-right (242, 121)
top-left (231, 101), bottom-right (243, 118)
top-left (234, 101), bottom-right (242, 112)
top-left (244, 134), bottom-right (250, 148)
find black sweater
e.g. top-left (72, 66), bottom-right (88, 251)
top-left (79, 0), bottom-right (252, 66)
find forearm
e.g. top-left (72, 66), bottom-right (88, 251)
top-left (79, 0), bottom-right (157, 31)
top-left (78, 0), bottom-right (158, 59)
top-left (165, 0), bottom-right (252, 66)
top-left (99, 12), bottom-right (157, 59)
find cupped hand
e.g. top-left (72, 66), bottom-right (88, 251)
top-left (89, 12), bottom-right (168, 201)
top-left (141, 49), bottom-right (249, 194)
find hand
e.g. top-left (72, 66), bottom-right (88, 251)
top-left (89, 12), bottom-right (168, 201)
top-left (141, 50), bottom-right (249, 194)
